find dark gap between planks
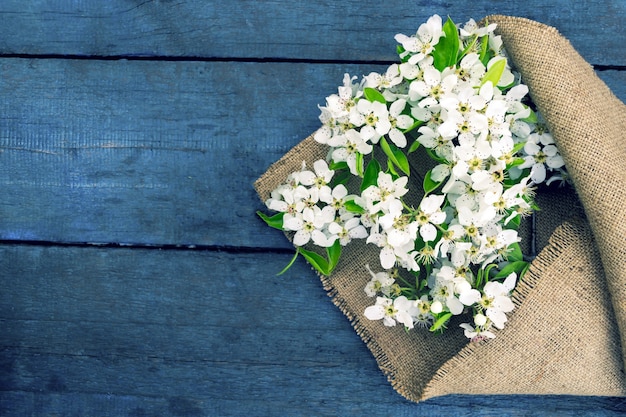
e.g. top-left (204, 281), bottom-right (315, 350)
top-left (1, 52), bottom-right (624, 71)
top-left (0, 52), bottom-right (396, 66)
top-left (0, 239), bottom-right (295, 255)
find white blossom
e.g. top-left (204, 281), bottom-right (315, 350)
top-left (364, 265), bottom-right (395, 297)
top-left (395, 14), bottom-right (443, 65)
top-left (328, 216), bottom-right (368, 246)
top-left (361, 172), bottom-right (409, 214)
top-left (261, 15), bottom-right (566, 341)
top-left (364, 296), bottom-right (418, 328)
top-left (283, 206), bottom-right (335, 247)
top-left (480, 273), bottom-right (517, 329)
top-left (364, 64), bottom-right (403, 90)
top-left (387, 99), bottom-right (414, 148)
top-left (351, 99), bottom-right (391, 143)
top-left (330, 129), bottom-right (374, 175)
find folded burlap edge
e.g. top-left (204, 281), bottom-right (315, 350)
top-left (255, 134), bottom-right (626, 402)
top-left (486, 14), bottom-right (626, 373)
top-left (421, 217), bottom-right (625, 400)
top-left (254, 14), bottom-right (626, 403)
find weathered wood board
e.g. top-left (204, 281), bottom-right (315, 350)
top-left (1, 59), bottom-right (624, 248)
top-left (1, 244), bottom-right (625, 416)
top-left (1, 1), bottom-right (625, 415)
top-left (0, 1), bottom-right (624, 66)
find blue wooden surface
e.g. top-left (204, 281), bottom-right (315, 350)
top-left (1, 1), bottom-right (625, 416)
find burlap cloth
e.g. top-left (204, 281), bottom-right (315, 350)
top-left (255, 16), bottom-right (626, 401)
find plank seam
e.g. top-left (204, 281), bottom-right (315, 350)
top-left (0, 52), bottom-right (397, 66)
top-left (0, 53), bottom-right (623, 71)
top-left (0, 239), bottom-right (294, 254)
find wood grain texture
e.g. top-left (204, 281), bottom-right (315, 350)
top-left (0, 245), bottom-right (624, 416)
top-left (0, 58), bottom-right (387, 248)
top-left (0, 1), bottom-right (625, 415)
top-left (0, 0), bottom-right (624, 66)
top-left (0, 58), bottom-right (625, 248)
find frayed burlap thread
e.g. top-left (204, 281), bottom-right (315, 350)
top-left (254, 16), bottom-right (626, 402)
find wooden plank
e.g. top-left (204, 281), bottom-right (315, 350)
top-left (0, 1), bottom-right (624, 66)
top-left (0, 244), bottom-right (624, 416)
top-left (2, 391), bottom-right (623, 417)
top-left (1, 58), bottom-right (625, 248)
top-left (0, 58), bottom-right (387, 248)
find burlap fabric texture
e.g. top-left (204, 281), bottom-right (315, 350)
top-left (254, 16), bottom-right (626, 402)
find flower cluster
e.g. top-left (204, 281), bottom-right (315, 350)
top-left (266, 159), bottom-right (368, 248)
top-left (259, 15), bottom-right (567, 341)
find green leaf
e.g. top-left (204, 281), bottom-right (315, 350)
top-left (326, 240), bottom-right (342, 273)
top-left (277, 250), bottom-right (300, 276)
top-left (506, 157), bottom-right (526, 169)
top-left (363, 87), bottom-right (386, 104)
top-left (397, 44), bottom-right (408, 62)
top-left (459, 34), bottom-right (478, 61)
top-left (432, 17), bottom-right (460, 71)
top-left (494, 261), bottom-right (529, 279)
top-left (256, 211), bottom-right (285, 230)
top-left (380, 137), bottom-right (410, 176)
top-left (331, 169), bottom-right (351, 186)
top-left (425, 147), bottom-right (448, 163)
top-left (530, 200), bottom-right (541, 212)
top-left (479, 263), bottom-right (499, 287)
top-left (355, 152), bottom-right (365, 177)
top-left (423, 169), bottom-right (443, 195)
top-left (479, 34), bottom-right (492, 66)
top-left (387, 158), bottom-right (399, 178)
top-left (361, 158), bottom-right (382, 192)
top-left (504, 212), bottom-right (521, 229)
top-left (475, 267), bottom-right (485, 288)
top-left (507, 242), bottom-right (524, 262)
top-left (299, 247), bottom-right (330, 276)
top-left (520, 261), bottom-right (531, 279)
top-left (481, 57), bottom-right (507, 87)
top-left (329, 161), bottom-right (349, 171)
top-left (512, 141), bottom-right (526, 155)
top-left (408, 139), bottom-right (421, 154)
top-left (344, 199), bottom-right (365, 214)
top-left (430, 312), bottom-right (453, 332)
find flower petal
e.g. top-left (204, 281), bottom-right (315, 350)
top-left (380, 247), bottom-right (396, 269)
top-left (419, 223), bottom-right (437, 242)
top-left (364, 305), bottom-right (385, 320)
top-left (389, 128), bottom-right (407, 148)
